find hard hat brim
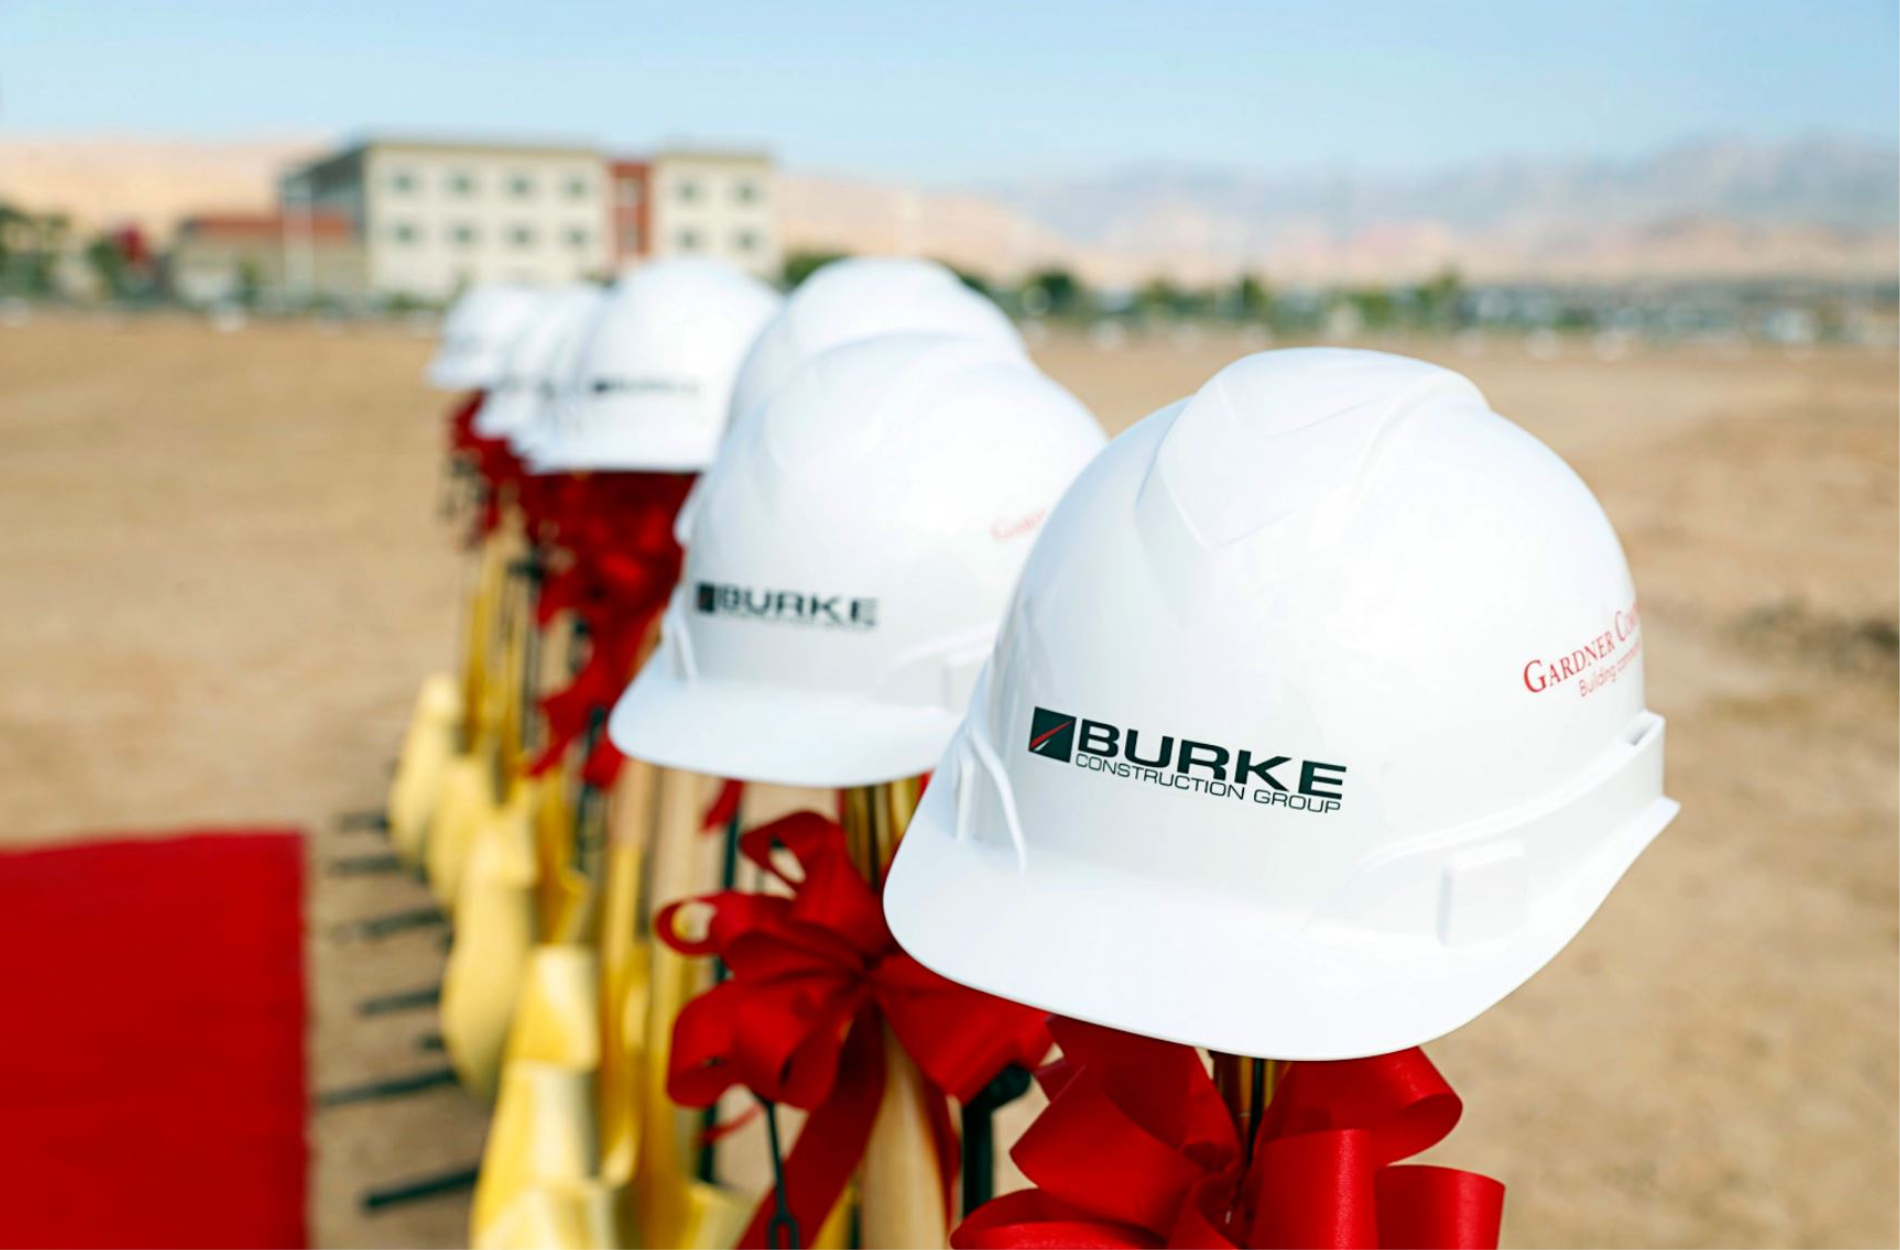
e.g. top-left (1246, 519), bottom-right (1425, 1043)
top-left (524, 395), bottom-right (721, 475)
top-left (428, 355), bottom-right (500, 392)
top-left (885, 744), bottom-right (1678, 1060)
top-left (472, 391), bottom-right (540, 440)
top-left (608, 659), bottom-right (961, 789)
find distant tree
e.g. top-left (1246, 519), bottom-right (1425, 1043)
top-left (1137, 276), bottom-right (1218, 319)
top-left (0, 202), bottom-right (23, 277)
top-left (1234, 273), bottom-right (1271, 321)
top-left (18, 211), bottom-right (69, 295)
top-left (1021, 267), bottom-right (1084, 317)
top-left (236, 258), bottom-right (264, 308)
top-left (1137, 276), bottom-right (1182, 316)
top-left (1413, 267), bottom-right (1463, 329)
top-left (85, 234), bottom-right (129, 297)
top-left (1555, 303), bottom-right (1596, 331)
top-left (782, 249), bottom-right (849, 289)
top-left (1344, 287), bottom-right (1395, 331)
top-left (935, 260), bottom-right (993, 299)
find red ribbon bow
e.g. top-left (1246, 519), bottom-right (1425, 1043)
top-left (953, 1018), bottom-right (1504, 1250)
top-left (657, 811), bottom-right (1053, 1249)
top-left (446, 392), bottom-right (524, 541)
top-left (524, 473), bottom-right (692, 786)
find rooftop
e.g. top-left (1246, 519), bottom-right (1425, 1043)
top-left (179, 211), bottom-right (356, 242)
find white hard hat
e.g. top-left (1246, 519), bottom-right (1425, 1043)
top-left (473, 285), bottom-right (604, 441)
top-left (427, 283), bottom-right (544, 391)
top-left (507, 289), bottom-right (610, 460)
top-left (885, 347), bottom-right (1677, 1060)
top-left (673, 256), bottom-right (1026, 545)
top-left (730, 257), bottom-right (1021, 426)
top-left (526, 259), bottom-right (781, 474)
top-left (609, 335), bottom-right (1106, 787)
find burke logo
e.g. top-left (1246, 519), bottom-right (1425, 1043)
top-left (1026, 706), bottom-right (1347, 812)
top-left (1027, 708), bottom-right (1077, 761)
top-left (695, 582), bottom-right (878, 630)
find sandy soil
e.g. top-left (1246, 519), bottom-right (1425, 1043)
top-left (0, 315), bottom-right (1893, 1248)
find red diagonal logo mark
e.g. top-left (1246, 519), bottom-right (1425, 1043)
top-left (1029, 719), bottom-right (1073, 753)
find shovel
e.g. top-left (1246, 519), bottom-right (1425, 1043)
top-left (626, 767), bottom-right (854, 1250)
top-left (470, 1060), bottom-right (608, 1248)
top-left (400, 523), bottom-right (509, 870)
top-left (629, 767), bottom-right (758, 1250)
top-left (390, 477), bottom-right (498, 865)
top-left (467, 768), bottom-right (649, 1246)
top-left (842, 777), bottom-right (951, 1250)
top-left (473, 1180), bottom-right (618, 1250)
top-left (440, 776), bottom-right (543, 1101)
top-left (596, 755), bottom-right (659, 1192)
top-left (428, 528), bottom-right (531, 910)
top-left (386, 672), bottom-right (462, 866)
top-left (468, 897), bottom-right (612, 1245)
top-left (442, 540), bottom-right (570, 1097)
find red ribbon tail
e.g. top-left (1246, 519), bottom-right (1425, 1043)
top-left (580, 734), bottom-right (625, 789)
top-left (1375, 1165), bottom-right (1505, 1250)
top-left (736, 1008), bottom-right (887, 1250)
top-left (703, 778), bottom-right (746, 831)
top-left (1248, 1128), bottom-right (1379, 1250)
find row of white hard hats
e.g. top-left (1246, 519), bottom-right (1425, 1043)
top-left (426, 256), bottom-right (1024, 477)
top-left (427, 260), bottom-right (1676, 1062)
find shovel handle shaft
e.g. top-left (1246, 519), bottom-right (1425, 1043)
top-left (842, 777), bottom-right (948, 1248)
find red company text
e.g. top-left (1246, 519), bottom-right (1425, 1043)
top-left (1523, 600), bottom-right (1642, 696)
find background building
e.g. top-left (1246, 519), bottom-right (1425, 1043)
top-left (168, 211), bottom-right (362, 306)
top-left (606, 159), bottom-right (651, 267)
top-left (279, 137), bottom-right (612, 303)
top-left (267, 139), bottom-right (781, 302)
top-left (646, 149), bottom-right (778, 279)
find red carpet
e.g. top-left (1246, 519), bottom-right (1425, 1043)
top-left (0, 831), bottom-right (309, 1249)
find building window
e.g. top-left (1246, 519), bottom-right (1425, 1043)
top-left (391, 221), bottom-right (421, 245)
top-left (732, 179), bottom-right (761, 204)
top-left (733, 229), bottom-right (759, 253)
top-left (676, 179), bottom-right (701, 203)
top-left (676, 228), bottom-right (701, 252)
top-left (566, 175), bottom-right (592, 199)
top-left (616, 179), bottom-right (642, 208)
top-left (619, 225), bottom-right (641, 253)
top-left (451, 223), bottom-right (479, 247)
top-left (389, 168), bottom-right (419, 194)
top-left (565, 226), bottom-right (591, 249)
top-left (508, 224), bottom-right (536, 249)
top-left (508, 173), bottom-right (535, 198)
top-left (447, 170), bottom-right (477, 196)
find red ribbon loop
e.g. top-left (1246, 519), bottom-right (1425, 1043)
top-left (658, 812), bottom-right (1052, 1249)
top-left (519, 473), bottom-right (692, 782)
top-left (702, 778), bottom-right (747, 831)
top-left (953, 1017), bottom-right (1503, 1250)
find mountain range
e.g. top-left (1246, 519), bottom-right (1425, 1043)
top-left (781, 137), bottom-right (1898, 285)
top-left (2, 133), bottom-right (1892, 285)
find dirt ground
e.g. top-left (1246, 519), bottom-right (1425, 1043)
top-left (0, 314), bottom-right (1893, 1249)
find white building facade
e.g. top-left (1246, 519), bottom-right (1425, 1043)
top-left (648, 150), bottom-right (778, 280)
top-left (282, 138), bottom-right (611, 302)
top-left (279, 138), bottom-right (779, 302)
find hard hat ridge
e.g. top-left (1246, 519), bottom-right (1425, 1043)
top-left (609, 333), bottom-right (1107, 789)
top-left (428, 282), bottom-right (544, 391)
top-left (524, 259), bottom-right (782, 473)
top-left (727, 256), bottom-right (1023, 429)
top-left (671, 257), bottom-right (1026, 547)
top-left (1149, 348), bottom-right (1489, 549)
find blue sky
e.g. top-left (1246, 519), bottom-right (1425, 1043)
top-left (2, 0), bottom-right (1893, 183)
